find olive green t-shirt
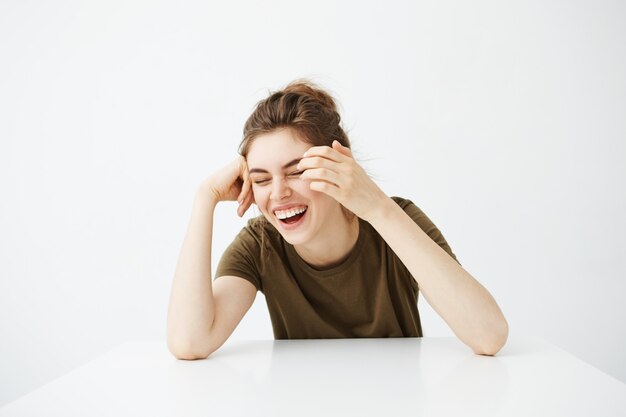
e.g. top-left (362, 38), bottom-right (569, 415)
top-left (215, 196), bottom-right (459, 339)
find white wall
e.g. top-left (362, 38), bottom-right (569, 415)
top-left (1, 0), bottom-right (625, 406)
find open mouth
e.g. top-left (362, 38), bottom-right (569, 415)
top-left (274, 206), bottom-right (308, 225)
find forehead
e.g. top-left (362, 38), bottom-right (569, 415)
top-left (246, 128), bottom-right (309, 168)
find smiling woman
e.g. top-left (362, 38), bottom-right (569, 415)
top-left (166, 79), bottom-right (509, 360)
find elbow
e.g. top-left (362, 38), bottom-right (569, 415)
top-left (167, 337), bottom-right (214, 360)
top-left (472, 318), bottom-right (509, 356)
top-left (472, 341), bottom-right (505, 357)
top-left (170, 348), bottom-right (211, 361)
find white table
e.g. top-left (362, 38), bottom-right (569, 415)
top-left (1, 337), bottom-right (625, 416)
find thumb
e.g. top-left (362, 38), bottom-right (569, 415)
top-left (332, 140), bottom-right (353, 158)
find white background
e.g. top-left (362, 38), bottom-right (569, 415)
top-left (1, 0), bottom-right (625, 407)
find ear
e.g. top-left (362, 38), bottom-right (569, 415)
top-left (332, 140), bottom-right (353, 158)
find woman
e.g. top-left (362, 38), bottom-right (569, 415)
top-left (166, 80), bottom-right (509, 360)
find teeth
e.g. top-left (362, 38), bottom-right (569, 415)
top-left (274, 206), bottom-right (307, 220)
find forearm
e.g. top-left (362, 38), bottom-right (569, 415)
top-left (166, 187), bottom-right (218, 358)
top-left (368, 198), bottom-right (509, 355)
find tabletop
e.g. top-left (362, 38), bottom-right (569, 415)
top-left (1, 337), bottom-right (625, 417)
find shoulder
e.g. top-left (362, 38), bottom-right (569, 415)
top-left (232, 215), bottom-right (283, 251)
top-left (389, 196), bottom-right (426, 218)
top-left (388, 195), bottom-right (437, 228)
top-left (390, 196), bottom-right (417, 209)
top-left (216, 215), bottom-right (279, 283)
top-left (389, 196), bottom-right (460, 264)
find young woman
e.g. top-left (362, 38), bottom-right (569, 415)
top-left (166, 80), bottom-right (509, 360)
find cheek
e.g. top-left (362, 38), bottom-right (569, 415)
top-left (298, 183), bottom-right (330, 204)
top-left (290, 179), bottom-right (314, 196)
top-left (303, 185), bottom-right (338, 210)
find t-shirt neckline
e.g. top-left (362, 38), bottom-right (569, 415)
top-left (285, 218), bottom-right (367, 277)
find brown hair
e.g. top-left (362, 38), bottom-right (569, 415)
top-left (239, 79), bottom-right (351, 157)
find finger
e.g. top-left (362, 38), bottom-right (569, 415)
top-left (242, 159), bottom-right (250, 180)
top-left (237, 200), bottom-right (247, 217)
top-left (238, 177), bottom-right (251, 204)
top-left (237, 166), bottom-right (252, 204)
top-left (302, 144), bottom-right (348, 163)
top-left (237, 195), bottom-right (250, 217)
top-left (236, 186), bottom-right (254, 217)
top-left (297, 156), bottom-right (342, 172)
top-left (236, 179), bottom-right (248, 204)
top-left (241, 189), bottom-right (255, 213)
top-left (309, 180), bottom-right (341, 200)
top-left (300, 167), bottom-right (341, 186)
top-left (332, 140), bottom-right (353, 158)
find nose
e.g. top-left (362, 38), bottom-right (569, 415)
top-left (270, 177), bottom-right (292, 201)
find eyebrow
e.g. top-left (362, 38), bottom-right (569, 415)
top-left (249, 158), bottom-right (302, 174)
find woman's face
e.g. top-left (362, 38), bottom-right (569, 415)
top-left (246, 128), bottom-right (344, 247)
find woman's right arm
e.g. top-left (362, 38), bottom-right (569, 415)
top-left (166, 157), bottom-right (256, 360)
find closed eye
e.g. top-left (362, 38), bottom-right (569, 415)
top-left (253, 171), bottom-right (303, 185)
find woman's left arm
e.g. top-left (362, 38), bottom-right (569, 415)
top-left (298, 141), bottom-right (509, 355)
top-left (366, 197), bottom-right (509, 355)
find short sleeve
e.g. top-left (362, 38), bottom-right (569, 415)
top-left (215, 225), bottom-right (263, 293)
top-left (392, 196), bottom-right (461, 266)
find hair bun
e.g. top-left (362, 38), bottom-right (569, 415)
top-left (282, 79), bottom-right (338, 113)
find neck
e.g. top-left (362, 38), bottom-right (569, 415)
top-left (294, 213), bottom-right (360, 269)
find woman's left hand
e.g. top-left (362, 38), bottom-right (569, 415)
top-left (297, 140), bottom-right (389, 222)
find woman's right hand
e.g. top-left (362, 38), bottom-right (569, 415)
top-left (200, 156), bottom-right (254, 217)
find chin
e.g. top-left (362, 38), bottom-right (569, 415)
top-left (273, 222), bottom-right (311, 245)
top-left (279, 232), bottom-right (311, 247)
